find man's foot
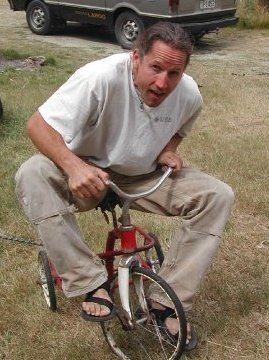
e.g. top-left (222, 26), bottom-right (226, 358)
top-left (151, 301), bottom-right (198, 352)
top-left (185, 322), bottom-right (198, 352)
top-left (82, 288), bottom-right (112, 316)
top-left (81, 281), bottom-right (116, 322)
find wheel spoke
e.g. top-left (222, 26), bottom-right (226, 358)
top-left (135, 321), bottom-right (177, 349)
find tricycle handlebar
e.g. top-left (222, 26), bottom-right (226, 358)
top-left (106, 167), bottom-right (173, 201)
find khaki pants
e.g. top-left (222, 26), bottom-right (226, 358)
top-left (15, 154), bottom-right (234, 313)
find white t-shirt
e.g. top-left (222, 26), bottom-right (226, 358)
top-left (39, 53), bottom-right (202, 176)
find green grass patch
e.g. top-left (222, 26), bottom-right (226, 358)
top-left (1, 48), bottom-right (29, 60)
top-left (43, 55), bottom-right (57, 66)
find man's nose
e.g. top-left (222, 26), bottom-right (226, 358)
top-left (155, 72), bottom-right (169, 90)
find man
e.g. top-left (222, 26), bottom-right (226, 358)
top-left (15, 22), bottom-right (234, 351)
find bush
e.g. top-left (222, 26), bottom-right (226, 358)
top-left (238, 0), bottom-right (269, 28)
top-left (258, 0), bottom-right (269, 8)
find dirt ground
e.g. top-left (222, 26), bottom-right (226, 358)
top-left (1, 1), bottom-right (269, 66)
top-left (0, 1), bottom-right (122, 56)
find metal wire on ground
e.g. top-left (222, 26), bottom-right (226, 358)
top-left (0, 232), bottom-right (42, 246)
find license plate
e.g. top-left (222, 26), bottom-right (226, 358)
top-left (200, 0), bottom-right (216, 9)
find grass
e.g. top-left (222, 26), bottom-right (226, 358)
top-left (0, 1), bottom-right (269, 360)
top-left (1, 48), bottom-right (29, 60)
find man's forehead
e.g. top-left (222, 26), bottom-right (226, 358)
top-left (146, 41), bottom-right (187, 67)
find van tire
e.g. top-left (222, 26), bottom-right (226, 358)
top-left (114, 11), bottom-right (144, 49)
top-left (26, 0), bottom-right (53, 35)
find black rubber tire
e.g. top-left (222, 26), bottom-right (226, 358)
top-left (26, 0), bottom-right (53, 35)
top-left (114, 11), bottom-right (144, 49)
top-left (101, 266), bottom-right (187, 360)
top-left (193, 32), bottom-right (205, 43)
top-left (147, 232), bottom-right (165, 271)
top-left (38, 250), bottom-right (57, 311)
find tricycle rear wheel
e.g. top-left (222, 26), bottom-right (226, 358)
top-left (37, 250), bottom-right (57, 311)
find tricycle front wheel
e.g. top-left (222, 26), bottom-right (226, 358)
top-left (101, 266), bottom-right (187, 359)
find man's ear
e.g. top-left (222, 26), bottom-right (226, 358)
top-left (132, 48), bottom-right (139, 64)
top-left (132, 48), bottom-right (140, 79)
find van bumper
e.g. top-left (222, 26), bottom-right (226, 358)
top-left (144, 15), bottom-right (238, 35)
top-left (177, 16), bottom-right (239, 34)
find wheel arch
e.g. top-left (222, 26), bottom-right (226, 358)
top-left (112, 6), bottom-right (140, 26)
top-left (25, 0), bottom-right (54, 13)
top-left (24, 0), bottom-right (37, 10)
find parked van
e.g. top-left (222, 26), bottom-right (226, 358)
top-left (8, 0), bottom-right (238, 48)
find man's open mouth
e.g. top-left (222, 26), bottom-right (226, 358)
top-left (150, 89), bottom-right (165, 98)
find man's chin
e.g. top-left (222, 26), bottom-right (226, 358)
top-left (144, 95), bottom-right (166, 107)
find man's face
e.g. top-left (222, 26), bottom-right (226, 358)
top-left (132, 40), bottom-right (188, 107)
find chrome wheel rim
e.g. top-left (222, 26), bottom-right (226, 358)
top-left (122, 20), bottom-right (139, 41)
top-left (31, 7), bottom-right (46, 29)
top-left (38, 263), bottom-right (51, 307)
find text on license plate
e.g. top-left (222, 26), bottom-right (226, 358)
top-left (200, 0), bottom-right (216, 9)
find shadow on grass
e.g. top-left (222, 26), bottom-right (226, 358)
top-left (193, 35), bottom-right (231, 55)
top-left (53, 22), bottom-right (118, 48)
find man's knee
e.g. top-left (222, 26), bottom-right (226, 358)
top-left (214, 181), bottom-right (235, 210)
top-left (15, 154), bottom-right (71, 220)
top-left (15, 155), bottom-right (44, 202)
top-left (15, 154), bottom-right (56, 186)
top-left (15, 154), bottom-right (68, 197)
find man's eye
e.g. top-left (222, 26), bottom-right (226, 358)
top-left (170, 71), bottom-right (180, 77)
top-left (151, 65), bottom-right (161, 72)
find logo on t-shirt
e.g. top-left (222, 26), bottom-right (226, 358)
top-left (154, 116), bottom-right (172, 123)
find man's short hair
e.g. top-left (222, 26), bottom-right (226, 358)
top-left (135, 22), bottom-right (193, 66)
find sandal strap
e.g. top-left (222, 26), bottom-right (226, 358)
top-left (85, 280), bottom-right (111, 299)
top-left (150, 307), bottom-right (178, 345)
top-left (84, 296), bottom-right (114, 312)
top-left (151, 307), bottom-right (176, 322)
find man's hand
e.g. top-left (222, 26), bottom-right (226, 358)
top-left (157, 150), bottom-right (183, 174)
top-left (67, 162), bottom-right (109, 199)
top-left (157, 133), bottom-right (183, 174)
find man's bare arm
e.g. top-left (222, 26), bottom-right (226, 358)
top-left (27, 111), bottom-right (108, 198)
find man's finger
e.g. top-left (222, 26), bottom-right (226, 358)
top-left (92, 176), bottom-right (107, 192)
top-left (97, 169), bottom-right (109, 184)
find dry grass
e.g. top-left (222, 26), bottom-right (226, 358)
top-left (1, 1), bottom-right (269, 360)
